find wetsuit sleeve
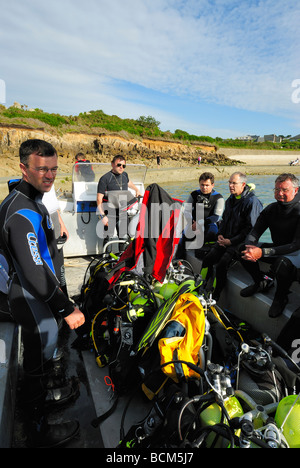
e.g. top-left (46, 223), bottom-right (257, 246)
top-left (261, 218), bottom-right (300, 257)
top-left (6, 212), bottom-right (74, 318)
top-left (206, 197), bottom-right (224, 224)
top-left (245, 209), bottom-right (269, 245)
top-left (246, 207), bottom-right (300, 256)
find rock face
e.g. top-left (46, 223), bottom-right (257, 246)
top-left (0, 124), bottom-right (233, 171)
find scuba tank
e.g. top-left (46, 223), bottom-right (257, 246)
top-left (275, 394), bottom-right (300, 448)
top-left (158, 282), bottom-right (179, 301)
top-left (199, 363), bottom-right (244, 448)
top-left (199, 396), bottom-right (244, 448)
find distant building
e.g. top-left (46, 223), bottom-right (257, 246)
top-left (236, 135), bottom-right (259, 141)
top-left (256, 134), bottom-right (282, 143)
top-left (263, 134), bottom-right (282, 143)
top-left (236, 133), bottom-right (299, 143)
top-left (288, 134), bottom-right (300, 141)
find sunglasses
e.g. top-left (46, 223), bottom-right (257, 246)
top-left (116, 163), bottom-right (126, 168)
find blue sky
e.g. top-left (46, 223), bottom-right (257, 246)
top-left (1, 0), bottom-right (300, 138)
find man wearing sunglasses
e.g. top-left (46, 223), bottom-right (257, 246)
top-left (0, 139), bottom-right (85, 447)
top-left (97, 154), bottom-right (141, 229)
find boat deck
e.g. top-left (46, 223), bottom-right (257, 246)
top-left (10, 256), bottom-right (152, 448)
top-left (3, 254), bottom-right (300, 448)
top-left (11, 257), bottom-right (104, 448)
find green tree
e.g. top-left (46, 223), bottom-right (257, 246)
top-left (137, 115), bottom-right (161, 129)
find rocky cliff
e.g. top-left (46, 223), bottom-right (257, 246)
top-left (0, 124), bottom-right (237, 177)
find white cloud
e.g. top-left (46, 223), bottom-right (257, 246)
top-left (1, 0), bottom-right (300, 135)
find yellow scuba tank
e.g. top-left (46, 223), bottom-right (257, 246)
top-left (159, 282), bottom-right (179, 300)
top-left (275, 395), bottom-right (300, 448)
top-left (199, 396), bottom-right (244, 448)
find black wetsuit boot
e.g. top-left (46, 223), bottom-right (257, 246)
top-left (21, 371), bottom-right (79, 448)
top-left (24, 399), bottom-right (80, 448)
top-left (269, 258), bottom-right (296, 318)
top-left (239, 260), bottom-right (266, 297)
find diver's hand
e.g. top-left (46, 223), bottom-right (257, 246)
top-left (64, 307), bottom-right (85, 330)
top-left (242, 245), bottom-right (262, 262)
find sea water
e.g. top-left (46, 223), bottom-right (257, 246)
top-left (160, 174), bottom-right (277, 208)
top-left (160, 174), bottom-right (279, 243)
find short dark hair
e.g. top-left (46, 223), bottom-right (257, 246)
top-left (75, 152), bottom-right (85, 161)
top-left (112, 155), bottom-right (126, 164)
top-left (199, 172), bottom-right (215, 184)
top-left (19, 139), bottom-right (57, 165)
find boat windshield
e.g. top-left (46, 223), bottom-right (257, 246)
top-left (72, 162), bottom-right (147, 184)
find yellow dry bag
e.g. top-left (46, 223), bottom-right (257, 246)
top-left (158, 292), bottom-right (205, 382)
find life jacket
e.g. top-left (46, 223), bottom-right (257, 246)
top-left (158, 292), bottom-right (205, 382)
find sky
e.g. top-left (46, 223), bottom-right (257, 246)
top-left (1, 0), bottom-right (300, 139)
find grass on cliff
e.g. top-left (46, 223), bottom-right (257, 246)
top-left (1, 105), bottom-right (300, 151)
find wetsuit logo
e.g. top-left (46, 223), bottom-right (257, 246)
top-left (47, 215), bottom-right (54, 230)
top-left (27, 233), bottom-right (43, 266)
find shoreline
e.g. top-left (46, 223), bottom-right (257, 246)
top-left (0, 149), bottom-right (300, 201)
top-left (1, 164), bottom-right (299, 202)
top-left (144, 149), bottom-right (300, 185)
top-left (145, 163), bottom-right (300, 186)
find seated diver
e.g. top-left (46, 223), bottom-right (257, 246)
top-left (201, 172), bottom-right (263, 301)
top-left (239, 173), bottom-right (300, 318)
top-left (176, 172), bottom-right (224, 259)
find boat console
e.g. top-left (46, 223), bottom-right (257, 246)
top-left (58, 163), bottom-right (147, 257)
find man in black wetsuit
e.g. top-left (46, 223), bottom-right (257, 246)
top-left (240, 173), bottom-right (300, 318)
top-left (187, 172), bottom-right (224, 242)
top-left (96, 155), bottom-right (141, 236)
top-left (176, 172), bottom-right (224, 258)
top-left (202, 172), bottom-right (263, 300)
top-left (0, 139), bottom-right (85, 447)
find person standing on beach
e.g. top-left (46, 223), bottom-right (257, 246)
top-left (0, 139), bottom-right (85, 447)
top-left (240, 173), bottom-right (300, 318)
top-left (202, 171), bottom-right (263, 301)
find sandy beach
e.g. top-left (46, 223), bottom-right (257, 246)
top-left (0, 148), bottom-right (300, 202)
top-left (144, 149), bottom-right (300, 186)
